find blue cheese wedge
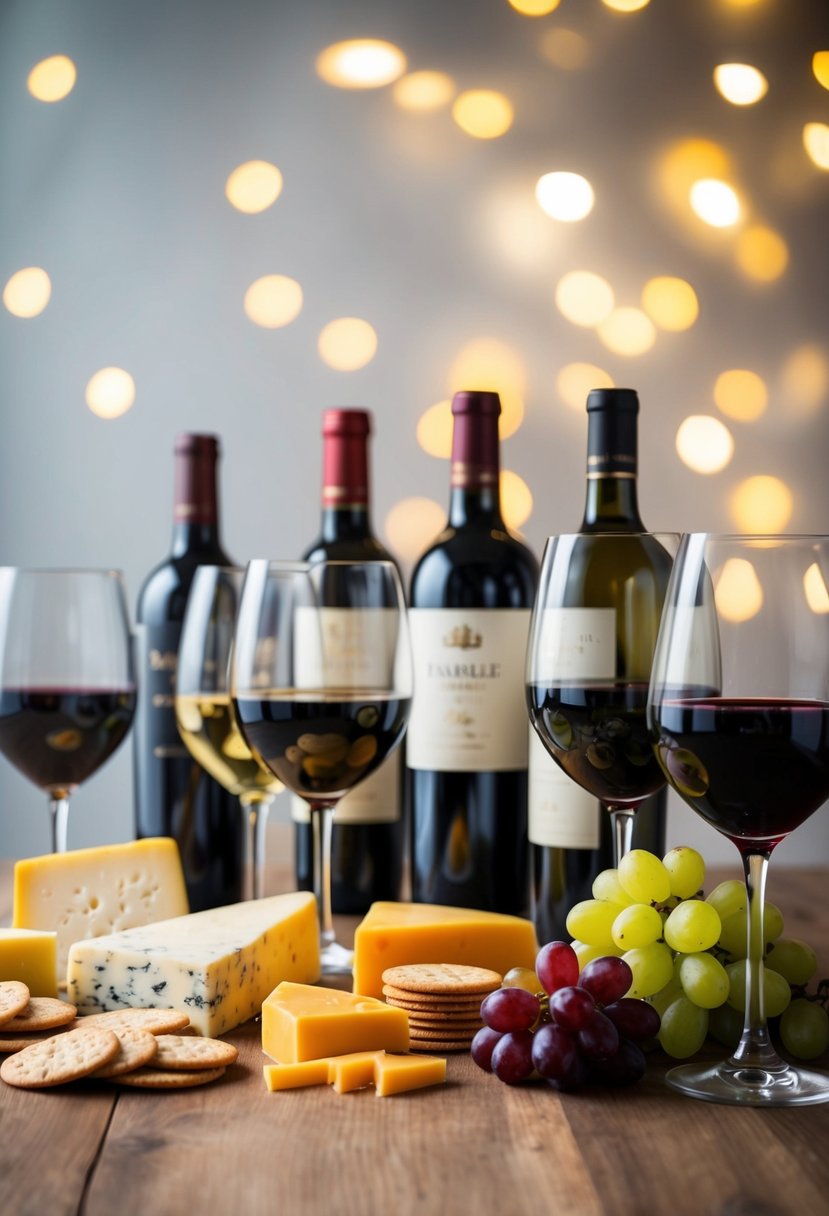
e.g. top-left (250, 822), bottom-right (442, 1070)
top-left (67, 892), bottom-right (320, 1037)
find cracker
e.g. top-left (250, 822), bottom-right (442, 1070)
top-left (2, 997), bottom-right (77, 1032)
top-left (111, 1066), bottom-right (226, 1089)
top-left (406, 1016), bottom-right (483, 1031)
top-left (0, 1030), bottom-right (68, 1054)
top-left (383, 990), bottom-right (484, 1011)
top-left (151, 1034), bottom-right (238, 1071)
top-left (94, 1027), bottom-right (159, 1078)
top-left (381, 964), bottom-right (502, 995)
top-left (77, 1008), bottom-right (191, 1035)
top-left (0, 1027), bottom-right (120, 1089)
top-left (409, 1038), bottom-right (472, 1053)
top-left (0, 981), bottom-right (32, 1028)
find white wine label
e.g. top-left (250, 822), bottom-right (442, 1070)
top-left (294, 607), bottom-right (398, 689)
top-left (533, 607), bottom-right (616, 682)
top-left (291, 749), bottom-right (401, 824)
top-left (527, 728), bottom-right (600, 849)
top-left (406, 608), bottom-right (531, 773)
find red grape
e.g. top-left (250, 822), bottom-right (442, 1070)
top-left (470, 1025), bottom-right (503, 1073)
top-left (602, 998), bottom-right (660, 1042)
top-left (579, 956), bottom-right (633, 1006)
top-left (536, 940), bottom-right (579, 995)
top-left (549, 985), bottom-right (597, 1033)
top-left (480, 986), bottom-right (540, 1033)
top-left (491, 1030), bottom-right (535, 1084)
top-left (531, 1023), bottom-right (577, 1082)
top-left (547, 1050), bottom-right (589, 1093)
top-left (588, 1038), bottom-right (647, 1087)
top-left (576, 1010), bottom-right (620, 1060)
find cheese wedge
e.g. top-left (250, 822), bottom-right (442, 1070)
top-left (0, 928), bottom-right (58, 997)
top-left (67, 892), bottom-right (319, 1036)
top-left (262, 981), bottom-right (409, 1063)
top-left (352, 901), bottom-right (539, 998)
top-left (13, 837), bottom-right (189, 976)
top-left (374, 1052), bottom-right (446, 1097)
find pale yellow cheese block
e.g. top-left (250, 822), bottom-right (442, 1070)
top-left (262, 981), bottom-right (409, 1063)
top-left (0, 928), bottom-right (58, 997)
top-left (352, 901), bottom-right (539, 998)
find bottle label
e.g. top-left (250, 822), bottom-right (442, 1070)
top-left (135, 623), bottom-right (190, 759)
top-left (406, 608), bottom-right (530, 772)
top-left (290, 749), bottom-right (401, 824)
top-left (532, 607), bottom-right (616, 682)
top-left (294, 607), bottom-right (398, 689)
top-left (528, 728), bottom-right (600, 849)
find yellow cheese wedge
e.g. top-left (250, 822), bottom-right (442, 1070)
top-left (262, 981), bottom-right (409, 1063)
top-left (13, 837), bottom-right (189, 976)
top-left (263, 1060), bottom-right (332, 1091)
top-left (374, 1052), bottom-right (446, 1097)
top-left (352, 901), bottom-right (539, 998)
top-left (0, 928), bottom-right (58, 997)
top-left (328, 1051), bottom-right (385, 1094)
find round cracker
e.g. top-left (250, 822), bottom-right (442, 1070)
top-left (110, 1066), bottom-right (226, 1089)
top-left (0, 1027), bottom-right (119, 1089)
top-left (94, 1027), bottom-right (159, 1078)
top-left (0, 1029), bottom-right (68, 1054)
top-left (151, 1034), bottom-right (238, 1071)
top-left (0, 982), bottom-right (32, 1028)
top-left (381, 964), bottom-right (502, 995)
top-left (2, 997), bottom-right (77, 1032)
top-left (383, 990), bottom-right (484, 1011)
top-left (77, 1008), bottom-right (191, 1035)
top-left (409, 1038), bottom-right (472, 1053)
top-left (406, 1016), bottom-right (483, 1031)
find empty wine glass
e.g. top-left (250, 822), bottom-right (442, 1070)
top-left (175, 567), bottom-right (283, 901)
top-left (648, 533), bottom-right (829, 1106)
top-left (231, 559), bottom-right (412, 975)
top-left (0, 568), bottom-right (136, 852)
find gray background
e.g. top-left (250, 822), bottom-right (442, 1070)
top-left (1, 0), bottom-right (828, 867)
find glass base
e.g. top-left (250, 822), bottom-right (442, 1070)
top-left (665, 1057), bottom-right (829, 1107)
top-left (320, 939), bottom-right (354, 977)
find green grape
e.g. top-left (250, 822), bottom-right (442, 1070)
top-left (764, 901), bottom-right (784, 942)
top-left (780, 1000), bottom-right (829, 1060)
top-left (708, 1002), bottom-right (744, 1050)
top-left (765, 938), bottom-right (818, 987)
top-left (658, 996), bottom-right (709, 1059)
top-left (649, 977), bottom-right (683, 1017)
top-left (618, 850), bottom-right (671, 904)
top-left (623, 942), bottom-right (674, 998)
top-left (572, 939), bottom-right (623, 969)
top-left (502, 966), bottom-right (542, 993)
top-left (725, 959), bottom-right (792, 1018)
top-left (678, 952), bottom-right (730, 1009)
top-left (565, 899), bottom-right (617, 947)
top-left (717, 910), bottom-right (749, 959)
top-left (662, 846), bottom-right (706, 899)
top-left (663, 900), bottom-right (721, 953)
top-left (705, 879), bottom-right (746, 920)
top-left (611, 903), bottom-right (663, 950)
top-left (592, 868), bottom-right (634, 906)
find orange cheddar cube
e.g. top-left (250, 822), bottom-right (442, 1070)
top-left (328, 1051), bottom-right (385, 1093)
top-left (262, 982), bottom-right (409, 1063)
top-left (374, 1053), bottom-right (446, 1097)
top-left (263, 1060), bottom-right (331, 1091)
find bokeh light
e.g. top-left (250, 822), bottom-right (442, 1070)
top-left (2, 267), bottom-right (52, 318)
top-left (539, 28), bottom-right (590, 71)
top-left (243, 275), bottom-right (303, 328)
top-left (508, 0), bottom-right (561, 14)
top-left (556, 363), bottom-right (614, 412)
top-left (555, 271), bottom-right (614, 328)
top-left (452, 90), bottom-right (514, 139)
top-left (597, 308), bottom-right (656, 356)
top-left (384, 498), bottom-right (446, 564)
top-left (482, 187), bottom-right (560, 272)
top-left (318, 317), bottom-right (378, 371)
top-left (779, 344), bottom-right (829, 418)
top-left (225, 161), bottom-right (283, 214)
top-left (813, 52), bottom-right (829, 92)
top-left (602, 0), bottom-right (651, 11)
top-left (417, 399), bottom-right (453, 458)
top-left (536, 172), bottom-right (594, 221)
top-left (316, 40), bottom-right (407, 89)
top-left (715, 559), bottom-right (763, 623)
top-left (689, 179), bottom-right (742, 227)
top-left (803, 563), bottom-right (829, 615)
top-left (713, 369), bottom-right (768, 422)
top-left (641, 276), bottom-right (699, 331)
top-left (675, 416), bottom-right (734, 474)
top-left (657, 138), bottom-right (731, 217)
top-left (500, 470), bottom-right (533, 529)
top-left (85, 367), bottom-right (136, 420)
top-left (27, 55), bottom-right (76, 102)
top-left (447, 338), bottom-right (526, 437)
top-left (803, 123), bottom-right (829, 170)
top-left (393, 71), bottom-right (455, 111)
top-left (713, 63), bottom-right (768, 106)
top-left (730, 475), bottom-right (794, 533)
top-left (734, 224), bottom-right (789, 282)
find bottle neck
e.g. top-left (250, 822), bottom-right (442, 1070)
top-left (448, 410), bottom-right (504, 528)
top-left (171, 444), bottom-right (223, 557)
top-left (318, 504), bottom-right (374, 542)
top-left (581, 406), bottom-right (644, 531)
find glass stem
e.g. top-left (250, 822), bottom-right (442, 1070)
top-left (730, 850), bottom-right (783, 1072)
top-left (240, 796), bottom-right (272, 901)
top-left (49, 795), bottom-right (70, 853)
top-left (310, 802), bottom-right (335, 950)
top-left (609, 807), bottom-right (635, 867)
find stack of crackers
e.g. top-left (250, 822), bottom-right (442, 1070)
top-left (381, 964), bottom-right (502, 1053)
top-left (0, 980), bottom-right (237, 1091)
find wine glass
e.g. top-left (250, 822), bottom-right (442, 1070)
top-left (0, 568), bottom-right (136, 852)
top-left (648, 533), bottom-right (829, 1107)
top-left (175, 566), bottom-right (284, 901)
top-left (526, 532), bottom-right (678, 866)
top-left (231, 559), bottom-right (412, 975)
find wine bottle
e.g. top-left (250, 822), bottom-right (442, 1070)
top-left (133, 434), bottom-right (243, 911)
top-left (293, 409), bottom-right (404, 914)
top-left (529, 388), bottom-right (668, 944)
top-left (408, 390), bottom-right (538, 915)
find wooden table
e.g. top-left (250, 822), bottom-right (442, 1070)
top-left (2, 837), bottom-right (828, 1216)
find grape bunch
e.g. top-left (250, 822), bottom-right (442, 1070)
top-left (565, 846), bottom-right (829, 1062)
top-left (471, 941), bottom-right (660, 1090)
